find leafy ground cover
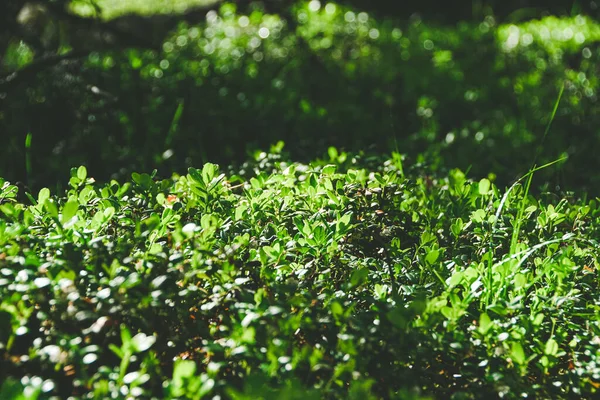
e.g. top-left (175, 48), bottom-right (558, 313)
top-left (1, 146), bottom-right (600, 399)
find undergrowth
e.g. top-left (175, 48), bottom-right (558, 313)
top-left (1, 147), bottom-right (600, 399)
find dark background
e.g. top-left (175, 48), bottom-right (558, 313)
top-left (1, 0), bottom-right (599, 193)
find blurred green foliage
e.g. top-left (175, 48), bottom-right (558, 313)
top-left (1, 1), bottom-right (600, 192)
top-left (70, 0), bottom-right (218, 19)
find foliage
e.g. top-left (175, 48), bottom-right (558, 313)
top-left (2, 1), bottom-right (600, 398)
top-left (1, 149), bottom-right (600, 398)
top-left (2, 2), bottom-right (600, 192)
top-left (70, 0), bottom-right (218, 20)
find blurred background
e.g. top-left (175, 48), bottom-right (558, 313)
top-left (1, 0), bottom-right (599, 193)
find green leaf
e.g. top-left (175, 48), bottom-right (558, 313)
top-left (374, 284), bottom-right (387, 299)
top-left (77, 166), bottom-right (87, 181)
top-left (425, 249), bottom-right (440, 265)
top-left (61, 200), bottom-right (79, 225)
top-left (478, 178), bottom-right (491, 195)
top-left (202, 163), bottom-right (219, 185)
top-left (544, 338), bottom-right (559, 356)
top-left (188, 167), bottom-right (204, 185)
top-left (78, 186), bottom-right (94, 204)
top-left (420, 231), bottom-right (436, 246)
top-left (103, 207), bottom-right (115, 221)
top-left (322, 164), bottom-right (337, 175)
top-left (132, 172), bottom-right (152, 189)
top-left (471, 209), bottom-right (486, 223)
top-left (339, 212), bottom-right (352, 227)
top-left (446, 271), bottom-right (463, 288)
top-left (532, 313), bottom-right (544, 326)
top-left (199, 378), bottom-right (215, 398)
top-left (441, 306), bottom-right (454, 319)
top-left (514, 273), bottom-right (528, 289)
top-left (38, 188), bottom-right (50, 205)
top-left (44, 201), bottom-right (58, 219)
top-left (234, 203), bottom-right (248, 221)
top-left (0, 378), bottom-right (30, 400)
top-left (451, 218), bottom-right (464, 238)
top-left (478, 312), bottom-right (492, 335)
top-left (487, 303), bottom-right (508, 316)
top-left (149, 243), bottom-right (163, 254)
top-left (328, 146), bottom-right (338, 160)
top-left (449, 168), bottom-right (466, 192)
top-left (511, 342), bottom-right (526, 364)
top-left (24, 192), bottom-right (36, 206)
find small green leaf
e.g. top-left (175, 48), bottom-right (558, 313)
top-left (511, 342), bottom-right (526, 364)
top-left (487, 303), bottom-right (508, 316)
top-left (132, 172), bottom-right (152, 189)
top-left (45, 201), bottom-right (58, 219)
top-left (471, 209), bottom-right (486, 223)
top-left (478, 178), bottom-right (491, 195)
top-left (103, 207), bottom-right (115, 221)
top-left (77, 166), bottom-right (87, 181)
top-left (198, 378), bottom-right (215, 398)
top-left (149, 243), bottom-right (163, 254)
top-left (322, 164), bottom-right (337, 175)
top-left (532, 313), bottom-right (544, 326)
top-left (451, 218), bottom-right (464, 238)
top-left (38, 188), bottom-right (50, 205)
top-left (425, 249), bottom-right (440, 265)
top-left (202, 163), bottom-right (219, 185)
top-left (374, 284), bottom-right (387, 299)
top-left (514, 273), bottom-right (528, 289)
top-left (328, 146), bottom-right (338, 160)
top-left (446, 271), bottom-right (463, 288)
top-left (235, 204), bottom-right (248, 221)
top-left (78, 186), bottom-right (95, 204)
top-left (544, 338), bottom-right (559, 356)
top-left (339, 212), bottom-right (352, 227)
top-left (61, 200), bottom-right (79, 225)
top-left (188, 167), bottom-right (204, 185)
top-left (478, 312), bottom-right (492, 334)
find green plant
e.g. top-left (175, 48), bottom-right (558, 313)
top-left (1, 148), bottom-right (600, 398)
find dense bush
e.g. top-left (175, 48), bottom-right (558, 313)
top-left (3, 1), bottom-right (600, 399)
top-left (2, 2), bottom-right (600, 192)
top-left (1, 150), bottom-right (600, 398)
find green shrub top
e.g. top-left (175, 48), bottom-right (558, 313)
top-left (1, 151), bottom-right (600, 398)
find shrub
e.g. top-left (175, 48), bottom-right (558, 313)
top-left (1, 150), bottom-right (600, 398)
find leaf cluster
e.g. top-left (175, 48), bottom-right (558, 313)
top-left (1, 150), bottom-right (600, 398)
